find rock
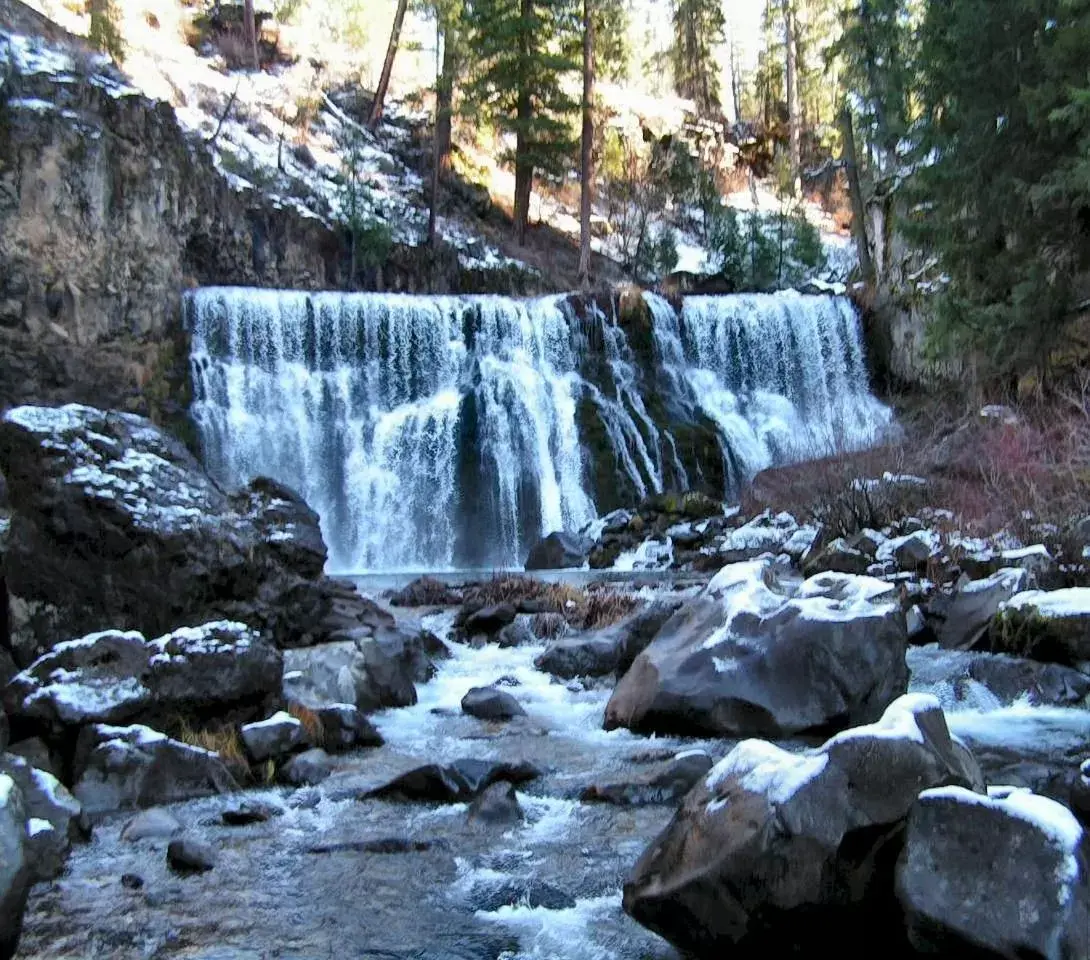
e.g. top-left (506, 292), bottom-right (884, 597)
top-left (0, 754), bottom-right (81, 882)
top-left (803, 537), bottom-right (872, 576)
top-left (466, 781), bottom-right (523, 826)
top-left (877, 529), bottom-right (936, 571)
top-left (582, 750), bottom-right (713, 806)
top-left (605, 560), bottom-right (908, 738)
top-left (897, 786), bottom-right (1089, 958)
top-left (961, 543), bottom-right (1059, 586)
top-left (280, 748), bottom-right (333, 786)
top-left (72, 724), bottom-right (239, 815)
top-left (495, 617), bottom-right (536, 649)
top-left (460, 687), bottom-right (526, 721)
top-left (908, 644), bottom-right (1090, 709)
top-left (368, 759), bottom-right (541, 803)
top-left (928, 567), bottom-right (1029, 650)
top-left (5, 621), bottom-right (282, 728)
top-left (0, 775), bottom-right (28, 959)
top-left (995, 588), bottom-right (1090, 665)
top-left (120, 873), bottom-right (144, 890)
top-left (4, 739), bottom-right (57, 780)
top-left (275, 578), bottom-right (417, 650)
top-left (221, 801), bottom-right (281, 826)
top-left (1072, 760), bottom-right (1090, 825)
top-left (0, 715), bottom-right (5, 756)
top-left (622, 695), bottom-right (982, 955)
top-left (166, 838), bottom-right (216, 874)
top-left (313, 704), bottom-right (384, 752)
top-left (474, 879), bottom-right (576, 912)
top-left (717, 511), bottom-right (800, 563)
top-left (598, 509), bottom-right (633, 535)
top-left (282, 626), bottom-right (439, 713)
top-left (0, 404), bottom-right (326, 666)
top-left (535, 601), bottom-right (681, 680)
top-left (120, 808), bottom-right (183, 842)
top-left (524, 531), bottom-right (592, 571)
top-left (463, 603), bottom-right (517, 635)
top-left (388, 577), bottom-right (462, 607)
top-left (240, 711), bottom-right (304, 763)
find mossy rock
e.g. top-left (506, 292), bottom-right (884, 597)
top-left (991, 606), bottom-right (1090, 666)
top-left (589, 541), bottom-right (624, 570)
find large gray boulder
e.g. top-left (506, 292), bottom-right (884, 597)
top-left (0, 775), bottom-right (27, 960)
top-left (240, 711), bottom-right (304, 763)
top-left (71, 724), bottom-right (239, 814)
top-left (535, 601), bottom-right (681, 680)
top-left (5, 621), bottom-right (281, 728)
top-left (898, 786), bottom-right (1089, 958)
top-left (0, 404), bottom-right (326, 665)
top-left (622, 694), bottom-right (983, 956)
top-left (995, 589), bottom-right (1090, 665)
top-left (605, 560), bottom-right (909, 738)
top-left (524, 531), bottom-right (592, 571)
top-left (460, 687), bottom-right (526, 721)
top-left (0, 754), bottom-right (81, 882)
top-left (928, 567), bottom-right (1029, 650)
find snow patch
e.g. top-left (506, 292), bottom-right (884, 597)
top-left (706, 739), bottom-right (828, 805)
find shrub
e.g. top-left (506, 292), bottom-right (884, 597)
top-left (175, 721), bottom-right (250, 781)
top-left (287, 702), bottom-right (324, 747)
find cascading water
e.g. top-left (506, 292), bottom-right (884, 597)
top-left (187, 286), bottom-right (893, 572)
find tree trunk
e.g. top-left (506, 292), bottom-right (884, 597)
top-left (369, 0), bottom-right (410, 129)
top-left (578, 0), bottom-right (595, 287)
top-left (428, 17), bottom-right (442, 250)
top-left (839, 108), bottom-right (875, 287)
top-left (513, 0), bottom-right (533, 244)
top-left (436, 18), bottom-right (457, 179)
top-left (784, 0), bottom-right (801, 195)
top-left (243, 0), bottom-right (258, 69)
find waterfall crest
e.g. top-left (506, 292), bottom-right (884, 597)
top-left (188, 287), bottom-right (893, 572)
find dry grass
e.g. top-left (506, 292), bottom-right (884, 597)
top-left (287, 702), bottom-right (325, 748)
top-left (462, 575), bottom-right (640, 631)
top-left (176, 720), bottom-right (251, 780)
top-left (580, 590), bottom-right (641, 630)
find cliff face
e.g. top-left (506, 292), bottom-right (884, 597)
top-left (0, 60), bottom-right (346, 433)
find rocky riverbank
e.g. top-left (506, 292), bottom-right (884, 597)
top-left (1, 402), bottom-right (1089, 959)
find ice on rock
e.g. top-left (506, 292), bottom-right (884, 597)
top-left (1003, 588), bottom-right (1090, 618)
top-left (705, 740), bottom-right (829, 804)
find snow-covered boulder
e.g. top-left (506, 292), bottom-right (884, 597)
top-left (240, 711), bottom-right (304, 763)
top-left (622, 695), bottom-right (982, 955)
top-left (604, 560), bottom-right (909, 738)
top-left (717, 511), bottom-right (804, 564)
top-left (961, 542), bottom-right (1058, 586)
top-left (877, 529), bottom-right (938, 571)
top-left (898, 786), bottom-right (1089, 958)
top-left (5, 622), bottom-right (281, 727)
top-left (996, 588), bottom-right (1090, 665)
top-left (927, 567), bottom-right (1029, 650)
top-left (0, 775), bottom-right (28, 959)
top-left (0, 754), bottom-right (81, 882)
top-left (0, 403), bottom-right (325, 665)
top-left (71, 724), bottom-right (239, 814)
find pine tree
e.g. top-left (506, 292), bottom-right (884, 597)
top-left (463, 0), bottom-right (581, 244)
top-left (905, 0), bottom-right (1090, 375)
top-left (669, 0), bottom-right (726, 115)
top-left (369, 0), bottom-right (410, 128)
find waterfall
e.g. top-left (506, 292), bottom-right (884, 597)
top-left (188, 287), bottom-right (893, 572)
top-left (645, 290), bottom-right (895, 489)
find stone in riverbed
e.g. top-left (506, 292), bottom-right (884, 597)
top-left (121, 808), bottom-right (182, 842)
top-left (313, 704), bottom-right (384, 752)
top-left (463, 603), bottom-right (517, 635)
top-left (605, 559), bottom-right (908, 738)
top-left (622, 695), bottom-right (982, 956)
top-left (166, 838), bottom-right (216, 874)
top-left (994, 588), bottom-right (1090, 665)
top-left (524, 531), bottom-right (592, 571)
top-left (0, 754), bottom-right (81, 882)
top-left (581, 750), bottom-right (713, 806)
top-left (927, 567), bottom-right (1029, 650)
top-left (279, 748), bottom-right (333, 786)
top-left (897, 786), bottom-right (1089, 958)
top-left (0, 775), bottom-right (28, 960)
top-left (367, 759), bottom-right (541, 803)
top-left (495, 617), bottom-right (535, 649)
top-left (72, 724), bottom-right (239, 815)
top-left (388, 576), bottom-right (463, 608)
top-left (460, 687), bottom-right (526, 721)
top-left (466, 781), bottom-right (523, 826)
top-left (240, 711), bottom-right (304, 763)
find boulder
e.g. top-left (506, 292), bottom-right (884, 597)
top-left (313, 704), bottom-right (384, 752)
top-left (466, 781), bottom-right (523, 826)
top-left (4, 738), bottom-right (57, 779)
top-left (0, 404), bottom-right (327, 666)
top-left (280, 747), bottom-right (334, 786)
top-left (0, 776), bottom-right (28, 960)
top-left (605, 560), bottom-right (908, 738)
top-left (273, 578), bottom-right (419, 650)
top-left (995, 588), bottom-right (1090, 665)
top-left (5, 621), bottom-right (282, 728)
top-left (463, 603), bottom-right (518, 635)
top-left (0, 754), bottom-right (81, 882)
top-left (717, 512), bottom-right (801, 564)
top-left (167, 838), bottom-right (216, 874)
top-left (582, 750), bottom-right (713, 806)
top-left (120, 807), bottom-right (183, 842)
top-left (71, 724), bottom-right (239, 814)
top-left (928, 568), bottom-right (1029, 650)
top-left (388, 577), bottom-right (462, 608)
top-left (877, 530), bottom-right (936, 571)
top-left (535, 601), bottom-right (681, 680)
top-left (495, 617), bottom-right (536, 649)
top-left (240, 711), bottom-right (304, 763)
top-left (1073, 760), bottom-right (1090, 825)
top-left (908, 644), bottom-right (1090, 709)
top-left (803, 537), bottom-right (872, 576)
top-left (622, 695), bottom-right (983, 956)
top-left (897, 786), bottom-right (1089, 958)
top-left (460, 687), bottom-right (526, 721)
top-left (367, 759), bottom-right (541, 803)
top-left (960, 543), bottom-right (1058, 586)
top-left (524, 531), bottom-right (592, 571)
